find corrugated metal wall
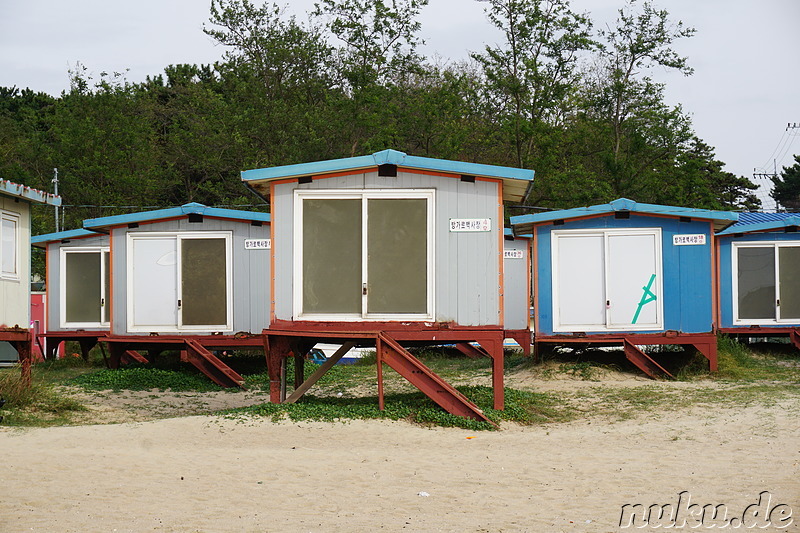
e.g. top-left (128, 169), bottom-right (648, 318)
top-left (111, 217), bottom-right (271, 335)
top-left (503, 238), bottom-right (530, 330)
top-left (0, 197), bottom-right (30, 328)
top-left (45, 233), bottom-right (109, 332)
top-left (272, 170), bottom-right (502, 326)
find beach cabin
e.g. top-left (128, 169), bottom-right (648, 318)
top-left (242, 149), bottom-right (534, 421)
top-left (716, 212), bottom-right (800, 348)
top-left (76, 203), bottom-right (271, 387)
top-left (31, 229), bottom-right (110, 360)
top-left (503, 229), bottom-right (532, 349)
top-left (0, 179), bottom-right (61, 378)
top-left (511, 198), bottom-right (737, 377)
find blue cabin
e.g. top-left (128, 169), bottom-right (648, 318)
top-left (511, 198), bottom-right (737, 375)
top-left (716, 212), bottom-right (800, 348)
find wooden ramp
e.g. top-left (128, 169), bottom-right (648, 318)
top-left (377, 333), bottom-right (491, 423)
top-left (623, 340), bottom-right (674, 379)
top-left (184, 340), bottom-right (245, 389)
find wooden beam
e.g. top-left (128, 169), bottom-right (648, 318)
top-left (283, 342), bottom-right (356, 404)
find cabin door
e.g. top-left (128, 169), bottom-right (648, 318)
top-left (61, 248), bottom-right (110, 327)
top-left (297, 190), bottom-right (433, 320)
top-left (129, 233), bottom-right (232, 332)
top-left (552, 229), bottom-right (662, 332)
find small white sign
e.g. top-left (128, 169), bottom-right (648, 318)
top-left (245, 239), bottom-right (271, 250)
top-left (504, 250), bottom-right (524, 259)
top-left (450, 218), bottom-right (491, 232)
top-left (673, 234), bottom-right (706, 246)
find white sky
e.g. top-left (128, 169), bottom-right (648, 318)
top-left (1, 0), bottom-right (798, 209)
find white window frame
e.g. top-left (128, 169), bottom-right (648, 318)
top-left (59, 246), bottom-right (110, 328)
top-left (732, 241), bottom-right (800, 324)
top-left (0, 210), bottom-right (20, 280)
top-left (551, 228), bottom-right (663, 332)
top-left (126, 231), bottom-right (233, 332)
top-left (293, 189), bottom-right (435, 321)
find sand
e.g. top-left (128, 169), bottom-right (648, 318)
top-left (1, 386), bottom-right (799, 533)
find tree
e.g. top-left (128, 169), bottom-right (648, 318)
top-left (473, 0), bottom-right (596, 168)
top-left (313, 0), bottom-right (429, 91)
top-left (771, 155), bottom-right (800, 210)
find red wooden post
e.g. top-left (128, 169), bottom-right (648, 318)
top-left (16, 338), bottom-right (32, 388)
top-left (376, 336), bottom-right (385, 411)
top-left (266, 335), bottom-right (291, 404)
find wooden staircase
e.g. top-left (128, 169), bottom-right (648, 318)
top-left (623, 340), bottom-right (674, 379)
top-left (184, 339), bottom-right (245, 389)
top-left (377, 333), bottom-right (492, 423)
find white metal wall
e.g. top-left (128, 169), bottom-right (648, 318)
top-left (272, 170), bottom-right (502, 326)
top-left (0, 197), bottom-right (30, 328)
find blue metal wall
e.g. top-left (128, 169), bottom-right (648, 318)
top-left (535, 214), bottom-right (715, 335)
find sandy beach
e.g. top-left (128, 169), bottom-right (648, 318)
top-left (2, 382), bottom-right (798, 533)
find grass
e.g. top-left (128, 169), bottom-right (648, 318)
top-left (1, 337), bottom-right (798, 429)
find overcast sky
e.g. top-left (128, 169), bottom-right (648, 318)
top-left (1, 0), bottom-right (798, 209)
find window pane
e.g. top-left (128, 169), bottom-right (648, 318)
top-left (303, 199), bottom-right (362, 314)
top-left (779, 247), bottom-right (800, 319)
top-left (555, 235), bottom-right (606, 327)
top-left (367, 198), bottom-right (428, 314)
top-left (1, 218), bottom-right (16, 275)
top-left (737, 247), bottom-right (776, 319)
top-left (181, 238), bottom-right (227, 326)
top-left (65, 252), bottom-right (101, 323)
top-left (131, 238), bottom-right (178, 328)
top-left (607, 233), bottom-right (660, 327)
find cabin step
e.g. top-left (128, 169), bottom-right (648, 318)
top-left (377, 333), bottom-right (492, 424)
top-left (623, 340), bottom-right (674, 379)
top-left (454, 342), bottom-right (488, 359)
top-left (120, 350), bottom-right (148, 365)
top-left (185, 340), bottom-right (245, 389)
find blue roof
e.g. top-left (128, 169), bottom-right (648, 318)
top-left (0, 179), bottom-right (61, 205)
top-left (31, 229), bottom-right (102, 248)
top-left (510, 198), bottom-right (739, 235)
top-left (83, 203), bottom-right (270, 231)
top-left (717, 211), bottom-right (800, 235)
top-left (241, 149), bottom-right (535, 203)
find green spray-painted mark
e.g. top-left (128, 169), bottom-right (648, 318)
top-left (631, 274), bottom-right (657, 325)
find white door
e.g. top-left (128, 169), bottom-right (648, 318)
top-left (131, 237), bottom-right (178, 328)
top-left (607, 233), bottom-right (660, 328)
top-left (552, 229), bottom-right (662, 332)
top-left (554, 234), bottom-right (606, 328)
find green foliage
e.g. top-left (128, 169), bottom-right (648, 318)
top-left (224, 385), bottom-right (568, 431)
top-left (70, 367), bottom-right (223, 392)
top-left (0, 0), bottom-right (762, 249)
top-left (0, 366), bottom-right (87, 427)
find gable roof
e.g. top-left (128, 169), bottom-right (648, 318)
top-left (716, 211), bottom-right (800, 235)
top-left (510, 198), bottom-right (739, 235)
top-left (83, 203), bottom-right (270, 232)
top-left (31, 229), bottom-right (102, 249)
top-left (241, 149), bottom-right (535, 204)
top-left (0, 179), bottom-right (61, 205)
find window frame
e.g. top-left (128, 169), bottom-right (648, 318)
top-left (551, 228), bottom-right (664, 332)
top-left (0, 210), bottom-right (20, 280)
top-left (126, 231), bottom-right (233, 332)
top-left (293, 189), bottom-right (435, 321)
top-left (59, 246), bottom-right (110, 328)
top-left (732, 241), bottom-right (800, 324)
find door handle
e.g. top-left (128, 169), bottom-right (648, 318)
top-left (100, 298), bottom-right (105, 307)
top-left (362, 283), bottom-right (368, 296)
top-left (177, 299), bottom-right (182, 308)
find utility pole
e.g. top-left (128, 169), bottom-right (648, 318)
top-left (52, 168), bottom-right (59, 232)
top-left (753, 123), bottom-right (800, 211)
